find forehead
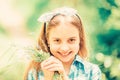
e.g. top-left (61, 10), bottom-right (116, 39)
top-left (48, 23), bottom-right (79, 38)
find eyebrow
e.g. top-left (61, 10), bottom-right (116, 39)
top-left (69, 37), bottom-right (77, 38)
top-left (52, 36), bottom-right (77, 39)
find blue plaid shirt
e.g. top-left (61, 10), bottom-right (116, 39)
top-left (27, 55), bottom-right (101, 80)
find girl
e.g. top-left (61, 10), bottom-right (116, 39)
top-left (24, 7), bottom-right (101, 80)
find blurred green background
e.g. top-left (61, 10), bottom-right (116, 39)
top-left (0, 0), bottom-right (120, 80)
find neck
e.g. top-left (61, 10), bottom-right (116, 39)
top-left (62, 55), bottom-right (76, 75)
top-left (62, 60), bottom-right (73, 75)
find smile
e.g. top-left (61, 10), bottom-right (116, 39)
top-left (58, 51), bottom-right (72, 57)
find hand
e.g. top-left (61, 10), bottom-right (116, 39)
top-left (41, 56), bottom-right (68, 80)
top-left (41, 58), bottom-right (54, 80)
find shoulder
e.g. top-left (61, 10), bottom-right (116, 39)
top-left (91, 63), bottom-right (101, 73)
top-left (84, 61), bottom-right (101, 73)
top-left (86, 61), bottom-right (100, 70)
top-left (84, 61), bottom-right (102, 80)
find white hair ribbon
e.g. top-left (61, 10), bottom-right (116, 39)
top-left (38, 7), bottom-right (78, 22)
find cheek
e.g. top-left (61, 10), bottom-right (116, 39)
top-left (73, 44), bottom-right (80, 52)
top-left (49, 44), bottom-right (59, 53)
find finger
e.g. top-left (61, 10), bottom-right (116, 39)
top-left (44, 63), bottom-right (58, 70)
top-left (41, 57), bottom-right (55, 69)
top-left (46, 63), bottom-right (64, 73)
top-left (48, 65), bottom-right (62, 73)
top-left (43, 56), bottom-right (60, 66)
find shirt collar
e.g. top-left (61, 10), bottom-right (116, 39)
top-left (74, 54), bottom-right (90, 74)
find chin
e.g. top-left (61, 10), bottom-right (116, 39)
top-left (59, 57), bottom-right (73, 63)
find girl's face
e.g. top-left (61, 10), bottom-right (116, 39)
top-left (48, 20), bottom-right (80, 63)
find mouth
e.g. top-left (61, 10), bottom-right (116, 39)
top-left (58, 51), bottom-right (72, 57)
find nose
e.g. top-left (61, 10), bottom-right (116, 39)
top-left (59, 43), bottom-right (69, 52)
